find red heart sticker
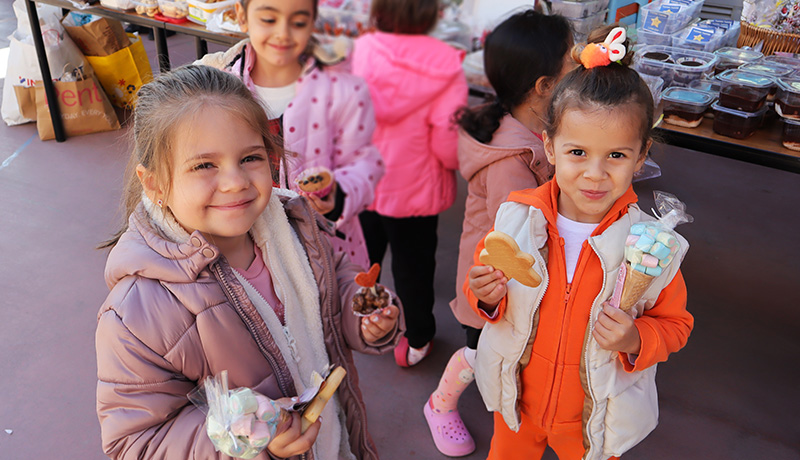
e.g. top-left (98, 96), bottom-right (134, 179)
top-left (355, 263), bottom-right (380, 288)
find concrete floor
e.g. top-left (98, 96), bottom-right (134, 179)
top-left (1, 3), bottom-right (799, 459)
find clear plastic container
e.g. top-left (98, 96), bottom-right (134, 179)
top-left (713, 47), bottom-right (763, 73)
top-left (549, 0), bottom-right (609, 18)
top-left (634, 45), bottom-right (717, 88)
top-left (661, 87), bottom-right (715, 128)
top-left (689, 78), bottom-right (722, 95)
top-left (187, 0), bottom-right (236, 24)
top-left (671, 21), bottom-right (740, 52)
top-left (716, 69), bottom-right (774, 112)
top-left (763, 54), bottom-right (800, 69)
top-left (780, 116), bottom-right (800, 151)
top-left (739, 62), bottom-right (794, 79)
top-left (132, 0), bottom-right (159, 16)
top-left (711, 102), bottom-right (767, 139)
top-left (158, 0), bottom-right (190, 19)
top-left (775, 78), bottom-right (800, 120)
top-left (637, 29), bottom-right (675, 47)
top-left (637, 0), bottom-right (704, 34)
top-left (641, 74), bottom-right (665, 107)
top-left (569, 9), bottom-right (607, 36)
top-left (100, 0), bottom-right (135, 10)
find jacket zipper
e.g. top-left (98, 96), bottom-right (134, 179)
top-left (582, 237), bottom-right (610, 458)
top-left (511, 224), bottom-right (550, 430)
top-left (211, 263), bottom-right (295, 404)
top-left (304, 200), bottom-right (378, 460)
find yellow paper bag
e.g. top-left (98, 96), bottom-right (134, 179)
top-left (86, 33), bottom-right (153, 109)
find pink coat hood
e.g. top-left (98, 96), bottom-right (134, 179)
top-left (353, 32), bottom-right (466, 123)
top-left (351, 32), bottom-right (467, 217)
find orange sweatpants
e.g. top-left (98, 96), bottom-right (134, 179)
top-left (487, 412), bottom-right (620, 460)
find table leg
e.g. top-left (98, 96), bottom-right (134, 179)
top-left (195, 37), bottom-right (208, 60)
top-left (153, 27), bottom-right (171, 72)
top-left (26, 0), bottom-right (65, 142)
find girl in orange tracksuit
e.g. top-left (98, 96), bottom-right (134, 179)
top-left (467, 28), bottom-right (693, 460)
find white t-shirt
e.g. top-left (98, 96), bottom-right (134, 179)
top-left (556, 213), bottom-right (599, 283)
top-left (254, 82), bottom-right (297, 119)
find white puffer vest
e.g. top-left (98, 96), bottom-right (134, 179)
top-left (474, 200), bottom-right (688, 460)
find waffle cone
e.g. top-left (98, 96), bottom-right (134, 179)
top-left (618, 264), bottom-right (655, 312)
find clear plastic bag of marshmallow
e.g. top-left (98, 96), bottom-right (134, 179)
top-left (188, 371), bottom-right (292, 459)
top-left (624, 191), bottom-right (694, 276)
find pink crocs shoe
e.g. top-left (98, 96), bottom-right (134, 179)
top-left (423, 397), bottom-right (476, 457)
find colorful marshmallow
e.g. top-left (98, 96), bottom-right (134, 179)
top-left (624, 223), bottom-right (680, 275)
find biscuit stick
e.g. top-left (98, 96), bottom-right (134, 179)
top-left (300, 366), bottom-right (347, 433)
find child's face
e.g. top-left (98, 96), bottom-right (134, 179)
top-left (163, 108), bottom-right (273, 243)
top-left (543, 105), bottom-right (649, 223)
top-left (237, 0), bottom-right (315, 69)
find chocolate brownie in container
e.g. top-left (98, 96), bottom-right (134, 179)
top-left (716, 70), bottom-right (773, 113)
top-left (661, 87), bottom-right (715, 128)
top-left (711, 102), bottom-right (767, 140)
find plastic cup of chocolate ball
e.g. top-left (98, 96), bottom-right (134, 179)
top-left (352, 285), bottom-right (392, 317)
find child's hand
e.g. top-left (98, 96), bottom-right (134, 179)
top-left (267, 411), bottom-right (321, 458)
top-left (468, 265), bottom-right (507, 312)
top-left (299, 182), bottom-right (337, 215)
top-left (592, 303), bottom-right (642, 355)
top-left (361, 305), bottom-right (400, 343)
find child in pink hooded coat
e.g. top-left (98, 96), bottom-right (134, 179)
top-left (351, 0), bottom-right (467, 368)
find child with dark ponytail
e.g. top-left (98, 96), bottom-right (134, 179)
top-left (423, 9), bottom-right (574, 457)
top-left (467, 27), bottom-right (693, 460)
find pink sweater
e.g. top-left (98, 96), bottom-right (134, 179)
top-left (351, 32), bottom-right (468, 218)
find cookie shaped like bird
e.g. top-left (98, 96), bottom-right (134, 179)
top-left (579, 27), bottom-right (627, 69)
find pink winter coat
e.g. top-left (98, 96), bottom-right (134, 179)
top-left (96, 195), bottom-right (403, 459)
top-left (450, 115), bottom-right (554, 328)
top-left (198, 40), bottom-right (384, 269)
top-left (351, 32), bottom-right (468, 218)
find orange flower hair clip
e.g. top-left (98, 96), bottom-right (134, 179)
top-left (579, 27), bottom-right (627, 69)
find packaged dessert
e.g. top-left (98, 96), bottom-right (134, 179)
top-left (776, 78), bottom-right (800, 120)
top-left (763, 54), bottom-right (800, 69)
top-left (548, 0), bottom-right (609, 18)
top-left (634, 45), bottom-right (717, 88)
top-left (661, 87), bottom-right (715, 128)
top-left (189, 371), bottom-right (292, 459)
top-left (637, 0), bottom-right (704, 35)
top-left (158, 0), bottom-right (189, 19)
top-left (716, 69), bottom-right (773, 112)
top-left (780, 116), bottom-right (800, 151)
top-left (739, 61), bottom-right (794, 79)
top-left (711, 102), bottom-right (768, 139)
top-left (569, 9), bottom-right (607, 43)
top-left (187, 0), bottom-right (236, 24)
top-left (713, 47), bottom-right (763, 73)
top-left (608, 191), bottom-right (692, 313)
top-left (133, 0), bottom-right (159, 16)
top-left (351, 264), bottom-right (392, 317)
top-left (688, 78), bottom-right (722, 96)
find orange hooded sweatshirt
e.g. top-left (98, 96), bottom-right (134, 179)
top-left (466, 180), bottom-right (692, 436)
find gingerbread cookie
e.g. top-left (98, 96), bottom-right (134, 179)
top-left (294, 166), bottom-right (334, 198)
top-left (479, 231), bottom-right (542, 288)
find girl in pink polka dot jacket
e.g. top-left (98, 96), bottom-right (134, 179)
top-left (197, 0), bottom-right (383, 270)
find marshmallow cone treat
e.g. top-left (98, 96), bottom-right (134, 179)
top-left (609, 191), bottom-right (693, 312)
top-left (618, 263), bottom-right (655, 312)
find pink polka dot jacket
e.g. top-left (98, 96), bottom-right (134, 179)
top-left (198, 40), bottom-right (384, 270)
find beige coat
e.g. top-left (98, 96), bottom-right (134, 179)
top-left (450, 115), bottom-right (554, 329)
top-left (96, 191), bottom-right (403, 459)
